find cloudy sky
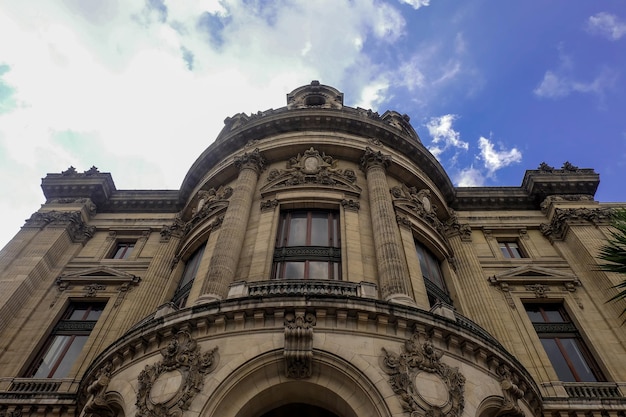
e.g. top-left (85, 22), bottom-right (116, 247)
top-left (0, 0), bottom-right (625, 248)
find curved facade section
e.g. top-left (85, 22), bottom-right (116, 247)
top-left (0, 82), bottom-right (625, 417)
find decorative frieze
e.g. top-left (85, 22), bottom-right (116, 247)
top-left (284, 311), bottom-right (316, 379)
top-left (341, 199), bottom-right (360, 211)
top-left (23, 211), bottom-right (95, 243)
top-left (380, 329), bottom-right (465, 417)
top-left (540, 207), bottom-right (613, 241)
top-left (135, 331), bottom-right (219, 417)
top-left (261, 147), bottom-right (360, 197)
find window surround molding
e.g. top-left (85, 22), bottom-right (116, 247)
top-left (488, 265), bottom-right (582, 309)
top-left (53, 266), bottom-right (141, 308)
top-left (98, 228), bottom-right (151, 260)
top-left (483, 227), bottom-right (532, 259)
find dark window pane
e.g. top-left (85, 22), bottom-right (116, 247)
top-left (540, 339), bottom-right (577, 382)
top-left (499, 241), bottom-right (523, 258)
top-left (32, 335), bottom-right (72, 378)
top-left (112, 243), bottom-right (135, 259)
top-left (559, 338), bottom-right (598, 382)
top-left (51, 335), bottom-right (89, 378)
top-left (308, 261), bottom-right (329, 279)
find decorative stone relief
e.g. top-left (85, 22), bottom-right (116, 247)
top-left (360, 146), bottom-right (391, 172)
top-left (540, 207), bottom-right (613, 241)
top-left (525, 284), bottom-right (549, 298)
top-left (23, 210), bottom-right (95, 243)
top-left (260, 199), bottom-right (279, 211)
top-left (284, 311), bottom-right (316, 379)
top-left (136, 331), bottom-right (219, 417)
top-left (83, 362), bottom-right (114, 417)
top-left (261, 147), bottom-right (360, 197)
top-left (234, 148), bottom-right (266, 174)
top-left (497, 366), bottom-right (526, 417)
top-left (539, 195), bottom-right (595, 213)
top-left (341, 199), bottom-right (360, 211)
top-left (380, 329), bottom-right (465, 417)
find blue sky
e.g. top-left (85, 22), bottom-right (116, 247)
top-left (0, 0), bottom-right (625, 248)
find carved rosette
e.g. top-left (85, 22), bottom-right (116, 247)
top-left (24, 210), bottom-right (95, 243)
top-left (136, 331), bottom-right (219, 417)
top-left (284, 311), bottom-right (316, 379)
top-left (380, 329), bottom-right (465, 417)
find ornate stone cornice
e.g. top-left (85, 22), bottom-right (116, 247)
top-left (234, 148), bottom-right (266, 174)
top-left (359, 147), bottom-right (391, 172)
top-left (53, 266), bottom-right (141, 307)
top-left (135, 331), bottom-right (219, 417)
top-left (540, 207), bottom-right (613, 241)
top-left (380, 328), bottom-right (465, 417)
top-left (23, 210), bottom-right (95, 243)
top-left (284, 311), bottom-right (316, 379)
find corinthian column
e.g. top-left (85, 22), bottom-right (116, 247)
top-left (195, 149), bottom-right (266, 304)
top-left (360, 147), bottom-right (415, 306)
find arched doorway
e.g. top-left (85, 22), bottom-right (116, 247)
top-left (260, 403), bottom-right (340, 417)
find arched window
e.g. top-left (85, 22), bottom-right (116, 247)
top-left (172, 243), bottom-right (206, 308)
top-left (415, 241), bottom-right (452, 307)
top-left (272, 210), bottom-right (341, 280)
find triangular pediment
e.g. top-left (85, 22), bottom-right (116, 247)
top-left (58, 266), bottom-right (140, 284)
top-left (489, 265), bottom-right (579, 285)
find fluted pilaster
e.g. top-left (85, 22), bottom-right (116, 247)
top-left (360, 147), bottom-right (414, 305)
top-left (196, 149), bottom-right (266, 303)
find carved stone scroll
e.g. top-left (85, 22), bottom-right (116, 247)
top-left (135, 331), bottom-right (219, 417)
top-left (380, 329), bottom-right (465, 417)
top-left (284, 311), bottom-right (316, 379)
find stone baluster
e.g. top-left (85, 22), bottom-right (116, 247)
top-left (195, 149), bottom-right (266, 303)
top-left (360, 147), bottom-right (415, 306)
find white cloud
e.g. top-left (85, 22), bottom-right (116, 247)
top-left (534, 68), bottom-right (617, 99)
top-left (397, 0), bottom-right (431, 10)
top-left (478, 136), bottom-right (522, 174)
top-left (426, 114), bottom-right (469, 157)
top-left (454, 166), bottom-right (484, 187)
top-left (587, 12), bottom-right (626, 41)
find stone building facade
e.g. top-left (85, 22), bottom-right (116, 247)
top-left (0, 82), bottom-right (625, 417)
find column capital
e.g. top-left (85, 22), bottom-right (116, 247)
top-left (359, 146), bottom-right (391, 172)
top-left (234, 148), bottom-right (266, 174)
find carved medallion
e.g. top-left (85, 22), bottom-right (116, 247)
top-left (136, 331), bottom-right (219, 417)
top-left (380, 329), bottom-right (465, 417)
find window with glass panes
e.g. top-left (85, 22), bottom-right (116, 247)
top-left (273, 210), bottom-right (341, 279)
top-left (498, 240), bottom-right (524, 258)
top-left (27, 302), bottom-right (106, 378)
top-left (525, 303), bottom-right (604, 382)
top-left (415, 241), bottom-right (452, 306)
top-left (110, 242), bottom-right (135, 259)
top-left (172, 243), bottom-right (206, 308)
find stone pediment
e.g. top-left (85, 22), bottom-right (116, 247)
top-left (58, 266), bottom-right (140, 285)
top-left (488, 265), bottom-right (579, 285)
top-left (260, 147), bottom-right (361, 198)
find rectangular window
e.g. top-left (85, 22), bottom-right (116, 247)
top-left (273, 210), bottom-right (341, 280)
top-left (498, 240), bottom-right (524, 258)
top-left (111, 242), bottom-right (135, 259)
top-left (525, 303), bottom-right (604, 382)
top-left (172, 243), bottom-right (206, 308)
top-left (415, 241), bottom-right (452, 307)
top-left (27, 302), bottom-right (106, 378)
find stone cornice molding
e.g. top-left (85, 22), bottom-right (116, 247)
top-left (260, 147), bottom-right (361, 198)
top-left (42, 166), bottom-right (116, 206)
top-left (540, 207), bottom-right (613, 242)
top-left (359, 146), bottom-right (391, 173)
top-left (23, 210), bottom-right (95, 243)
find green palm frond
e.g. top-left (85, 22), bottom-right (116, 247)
top-left (599, 209), bottom-right (626, 319)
